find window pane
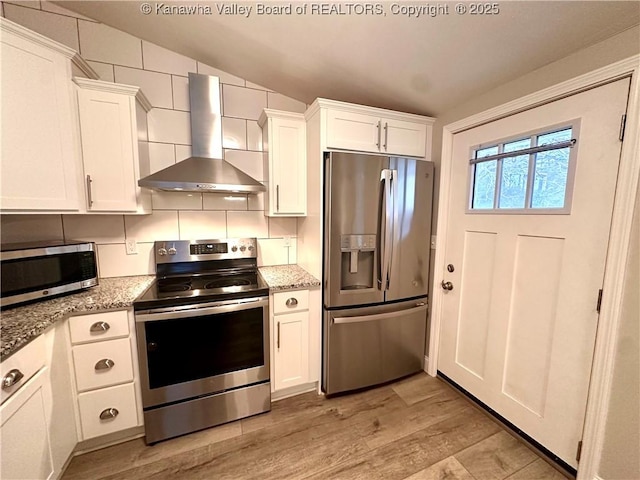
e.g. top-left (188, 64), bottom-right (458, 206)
top-left (472, 160), bottom-right (497, 209)
top-left (537, 128), bottom-right (572, 146)
top-left (499, 155), bottom-right (529, 208)
top-left (504, 138), bottom-right (531, 153)
top-left (476, 145), bottom-right (499, 159)
top-left (531, 147), bottom-right (570, 208)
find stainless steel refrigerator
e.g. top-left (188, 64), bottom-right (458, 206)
top-left (322, 151), bottom-right (435, 395)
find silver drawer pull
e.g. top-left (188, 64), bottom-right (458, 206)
top-left (2, 369), bottom-right (24, 390)
top-left (99, 408), bottom-right (119, 420)
top-left (94, 359), bottom-right (115, 371)
top-left (285, 298), bottom-right (298, 307)
top-left (90, 321), bottom-right (110, 333)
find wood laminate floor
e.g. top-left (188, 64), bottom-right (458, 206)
top-left (62, 373), bottom-right (572, 480)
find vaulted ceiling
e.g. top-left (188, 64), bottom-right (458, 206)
top-left (60, 1), bottom-right (639, 116)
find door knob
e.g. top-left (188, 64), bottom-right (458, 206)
top-left (441, 281), bottom-right (454, 291)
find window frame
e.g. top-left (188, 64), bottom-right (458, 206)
top-left (466, 119), bottom-right (581, 215)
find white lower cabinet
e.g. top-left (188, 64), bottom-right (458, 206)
top-left (271, 288), bottom-right (321, 395)
top-left (0, 335), bottom-right (53, 480)
top-left (67, 309), bottom-right (142, 443)
top-left (0, 369), bottom-right (54, 480)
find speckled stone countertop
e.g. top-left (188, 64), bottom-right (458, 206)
top-left (0, 275), bottom-right (155, 361)
top-left (259, 265), bottom-right (321, 291)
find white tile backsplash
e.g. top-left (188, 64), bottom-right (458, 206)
top-left (97, 242), bottom-right (155, 278)
top-left (224, 149), bottom-right (264, 182)
top-left (41, 1), bottom-right (96, 21)
top-left (114, 66), bottom-right (173, 109)
top-left (268, 217), bottom-right (297, 238)
top-left (247, 121), bottom-right (263, 152)
top-left (143, 41), bottom-right (197, 76)
top-left (222, 118), bottom-right (247, 150)
top-left (197, 62), bottom-right (244, 87)
top-left (124, 211), bottom-right (179, 242)
top-left (148, 142), bottom-right (176, 174)
top-left (267, 92), bottom-right (307, 113)
top-left (227, 211), bottom-right (268, 239)
top-left (148, 109), bottom-right (191, 145)
top-left (78, 20), bottom-right (142, 68)
top-left (257, 238), bottom-right (289, 266)
top-left (171, 75), bottom-right (190, 111)
top-left (152, 191), bottom-right (202, 210)
top-left (222, 84), bottom-right (267, 120)
top-left (174, 144), bottom-right (192, 161)
top-left (178, 211), bottom-right (227, 240)
top-left (4, 3), bottom-right (79, 50)
top-left (62, 215), bottom-right (125, 244)
top-left (248, 190), bottom-right (266, 211)
top-left (0, 214), bottom-right (64, 244)
top-left (203, 193), bottom-right (248, 211)
top-left (87, 61), bottom-right (115, 82)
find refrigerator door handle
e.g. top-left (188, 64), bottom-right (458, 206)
top-left (386, 169), bottom-right (397, 290)
top-left (378, 169), bottom-right (393, 291)
top-left (333, 302), bottom-right (428, 324)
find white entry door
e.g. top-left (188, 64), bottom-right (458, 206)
top-left (438, 78), bottom-right (630, 468)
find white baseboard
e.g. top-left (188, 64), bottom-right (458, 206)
top-left (423, 355), bottom-right (430, 373)
top-left (271, 382), bottom-right (319, 402)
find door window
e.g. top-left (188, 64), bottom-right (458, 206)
top-left (468, 122), bottom-right (579, 214)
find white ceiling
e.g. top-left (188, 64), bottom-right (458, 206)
top-left (60, 1), bottom-right (639, 116)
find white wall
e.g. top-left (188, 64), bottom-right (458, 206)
top-left (598, 187), bottom-right (640, 480)
top-left (0, 0), bottom-right (307, 277)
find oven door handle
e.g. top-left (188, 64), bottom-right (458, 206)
top-left (135, 297), bottom-right (269, 322)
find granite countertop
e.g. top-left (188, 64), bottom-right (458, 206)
top-left (259, 265), bottom-right (321, 291)
top-left (0, 275), bottom-right (155, 361)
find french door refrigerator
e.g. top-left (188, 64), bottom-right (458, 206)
top-left (322, 151), bottom-right (434, 395)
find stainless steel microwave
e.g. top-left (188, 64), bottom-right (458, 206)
top-left (1, 241), bottom-right (98, 308)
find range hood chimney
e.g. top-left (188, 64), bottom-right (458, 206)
top-left (138, 73), bottom-right (266, 194)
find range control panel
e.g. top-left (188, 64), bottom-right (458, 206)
top-left (154, 238), bottom-right (257, 263)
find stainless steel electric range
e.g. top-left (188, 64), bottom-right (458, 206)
top-left (133, 238), bottom-right (270, 444)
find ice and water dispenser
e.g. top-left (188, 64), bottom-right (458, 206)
top-left (340, 234), bottom-right (376, 292)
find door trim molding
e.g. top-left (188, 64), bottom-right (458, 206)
top-left (429, 54), bottom-right (640, 480)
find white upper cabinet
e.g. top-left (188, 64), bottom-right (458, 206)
top-left (313, 98), bottom-right (434, 158)
top-left (75, 79), bottom-right (152, 213)
top-left (259, 109), bottom-right (307, 217)
top-left (0, 18), bottom-right (81, 212)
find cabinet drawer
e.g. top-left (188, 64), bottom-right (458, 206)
top-left (273, 289), bottom-right (309, 315)
top-left (69, 310), bottom-right (129, 344)
top-left (1, 335), bottom-right (46, 405)
top-left (72, 338), bottom-right (134, 392)
top-left (77, 383), bottom-right (138, 440)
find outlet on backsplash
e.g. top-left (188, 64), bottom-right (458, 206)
top-left (125, 238), bottom-right (138, 255)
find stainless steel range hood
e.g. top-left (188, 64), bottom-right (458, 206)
top-left (138, 73), bottom-right (266, 194)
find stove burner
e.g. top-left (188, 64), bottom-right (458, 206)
top-left (157, 279), bottom-right (192, 292)
top-left (204, 278), bottom-right (252, 289)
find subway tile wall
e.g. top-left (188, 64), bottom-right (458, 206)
top-left (0, 0), bottom-right (307, 277)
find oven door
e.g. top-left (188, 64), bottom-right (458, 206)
top-left (135, 296), bottom-right (269, 408)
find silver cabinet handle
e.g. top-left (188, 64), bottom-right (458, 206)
top-left (285, 298), bottom-right (298, 307)
top-left (277, 321), bottom-right (281, 350)
top-left (276, 185), bottom-right (280, 212)
top-left (383, 122), bottom-right (388, 150)
top-left (94, 359), bottom-right (115, 371)
top-left (90, 321), bottom-right (110, 333)
top-left (376, 120), bottom-right (381, 149)
top-left (86, 174), bottom-right (94, 207)
top-left (2, 369), bottom-right (24, 390)
top-left (99, 408), bottom-right (119, 420)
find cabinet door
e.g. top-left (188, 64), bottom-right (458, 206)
top-left (274, 311), bottom-right (309, 390)
top-left (77, 89), bottom-right (137, 212)
top-left (270, 117), bottom-right (307, 215)
top-left (326, 109), bottom-right (381, 154)
top-left (0, 369), bottom-right (54, 480)
top-left (0, 24), bottom-right (80, 211)
top-left (381, 118), bottom-right (427, 157)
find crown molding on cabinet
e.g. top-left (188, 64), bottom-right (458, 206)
top-left (73, 78), bottom-right (153, 112)
top-left (305, 97), bottom-right (436, 125)
top-left (0, 17), bottom-right (76, 59)
top-left (71, 54), bottom-right (100, 80)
